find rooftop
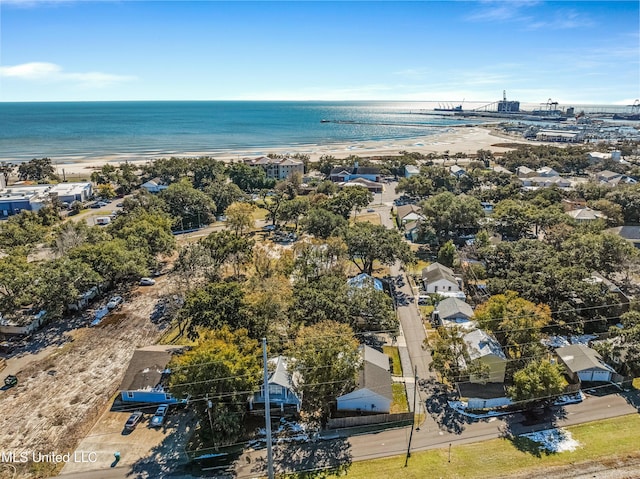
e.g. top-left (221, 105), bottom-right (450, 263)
top-left (556, 344), bottom-right (613, 373)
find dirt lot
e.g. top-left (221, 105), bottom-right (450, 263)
top-left (0, 276), bottom-right (176, 479)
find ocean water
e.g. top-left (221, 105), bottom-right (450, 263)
top-left (0, 101), bottom-right (483, 163)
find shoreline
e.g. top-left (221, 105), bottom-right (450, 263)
top-left (15, 126), bottom-right (530, 177)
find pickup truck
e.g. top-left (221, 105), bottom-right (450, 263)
top-left (149, 404), bottom-right (169, 427)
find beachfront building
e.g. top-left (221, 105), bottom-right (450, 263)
top-left (244, 156), bottom-right (304, 180)
top-left (535, 129), bottom-right (583, 143)
top-left (329, 162), bottom-right (381, 183)
top-left (0, 182), bottom-right (93, 217)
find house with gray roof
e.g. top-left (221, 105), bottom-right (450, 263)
top-left (567, 207), bottom-right (605, 223)
top-left (119, 345), bottom-right (187, 405)
top-left (463, 329), bottom-right (507, 383)
top-left (249, 356), bottom-right (301, 416)
top-left (555, 344), bottom-right (615, 383)
top-left (433, 297), bottom-right (474, 328)
top-left (607, 226), bottom-right (640, 248)
top-left (422, 263), bottom-right (461, 294)
top-left (336, 346), bottom-right (392, 413)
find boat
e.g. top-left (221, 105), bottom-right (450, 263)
top-left (320, 119), bottom-right (330, 123)
top-left (434, 104), bottom-right (463, 112)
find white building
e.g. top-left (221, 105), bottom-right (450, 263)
top-left (421, 263), bottom-right (462, 294)
top-left (244, 156), bottom-right (304, 180)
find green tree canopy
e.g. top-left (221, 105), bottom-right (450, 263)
top-left (290, 320), bottom-right (361, 423)
top-left (508, 359), bottom-right (567, 406)
top-left (168, 327), bottom-right (261, 446)
top-left (341, 222), bottom-right (414, 275)
top-left (161, 178), bottom-right (216, 229)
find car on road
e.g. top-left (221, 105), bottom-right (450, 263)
top-left (149, 404), bottom-right (169, 427)
top-left (140, 277), bottom-right (156, 286)
top-left (262, 225), bottom-right (276, 232)
top-left (367, 208), bottom-right (375, 212)
top-left (124, 411), bottom-right (144, 430)
top-left (115, 202), bottom-right (124, 208)
top-left (4, 375), bottom-right (18, 388)
top-left (106, 296), bottom-right (124, 309)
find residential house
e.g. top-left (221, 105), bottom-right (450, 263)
top-left (520, 176), bottom-right (571, 189)
top-left (588, 151), bottom-right (622, 164)
top-left (606, 225), bottom-right (640, 248)
top-left (404, 165), bottom-right (420, 177)
top-left (567, 207), bottom-right (606, 223)
top-left (119, 345), bottom-right (187, 405)
top-left (536, 166), bottom-right (559, 177)
top-left (561, 198), bottom-right (587, 211)
top-left (329, 162), bottom-right (381, 183)
top-left (450, 165), bottom-right (466, 178)
top-left (555, 344), bottom-right (615, 383)
top-left (244, 156), bottom-right (304, 180)
top-left (339, 177), bottom-right (383, 193)
top-left (422, 263), bottom-right (462, 294)
top-left (395, 204), bottom-right (423, 228)
top-left (336, 346), bottom-right (392, 413)
top-left (516, 166), bottom-right (536, 178)
top-left (584, 272), bottom-right (630, 308)
top-left (141, 177), bottom-right (169, 193)
top-left (433, 297), bottom-right (474, 328)
top-left (491, 165), bottom-right (512, 175)
top-left (595, 170), bottom-right (623, 184)
top-left (249, 356), bottom-right (301, 416)
top-left (463, 329), bottom-right (507, 383)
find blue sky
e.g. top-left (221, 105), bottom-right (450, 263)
top-left (0, 1), bottom-right (638, 103)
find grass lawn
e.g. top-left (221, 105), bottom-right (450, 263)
top-left (353, 212), bottom-right (381, 225)
top-left (382, 346), bottom-right (402, 376)
top-left (390, 383), bottom-right (409, 413)
top-left (307, 414), bottom-right (640, 479)
top-left (407, 260), bottom-right (429, 276)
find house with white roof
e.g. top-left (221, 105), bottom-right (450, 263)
top-left (141, 177), bottom-right (169, 193)
top-left (567, 207), bottom-right (605, 223)
top-left (404, 165), bottom-right (420, 177)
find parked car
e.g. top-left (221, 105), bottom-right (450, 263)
top-left (115, 203), bottom-right (124, 208)
top-left (124, 411), bottom-right (144, 430)
top-left (4, 375), bottom-right (18, 388)
top-left (107, 296), bottom-right (123, 310)
top-left (140, 277), bottom-right (156, 286)
top-left (367, 208), bottom-right (375, 212)
top-left (149, 404), bottom-right (169, 427)
top-left (89, 202), bottom-right (102, 209)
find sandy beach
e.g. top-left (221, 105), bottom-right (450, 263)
top-left (54, 125), bottom-right (527, 177)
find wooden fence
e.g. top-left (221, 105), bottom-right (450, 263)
top-left (327, 412), bottom-right (414, 429)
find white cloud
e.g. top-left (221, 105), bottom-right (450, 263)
top-left (0, 62), bottom-right (136, 87)
top-left (0, 62), bottom-right (136, 88)
top-left (465, 1), bottom-right (540, 22)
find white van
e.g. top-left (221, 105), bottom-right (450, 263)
top-left (96, 216), bottom-right (111, 225)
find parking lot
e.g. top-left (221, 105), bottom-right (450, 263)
top-left (60, 403), bottom-right (195, 475)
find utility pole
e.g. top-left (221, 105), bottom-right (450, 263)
top-left (404, 365), bottom-right (418, 467)
top-left (262, 338), bottom-right (274, 479)
top-left (206, 396), bottom-right (214, 441)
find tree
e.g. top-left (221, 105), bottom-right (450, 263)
top-left (96, 183), bottom-right (117, 199)
top-left (228, 163), bottom-right (274, 192)
top-left (243, 275), bottom-right (293, 342)
top-left (206, 181), bottom-right (245, 216)
top-left (108, 208), bottom-right (176, 258)
top-left (280, 196), bottom-right (309, 232)
top-left (474, 291), bottom-right (550, 371)
top-left (492, 199), bottom-right (536, 240)
top-left (507, 360), bottom-right (567, 406)
top-left (225, 202), bottom-right (255, 236)
top-left (117, 162), bottom-right (140, 194)
top-left (35, 258), bottom-right (101, 318)
top-left (0, 211), bottom-right (49, 249)
top-left (427, 326), bottom-right (469, 386)
top-left (69, 239), bottom-right (149, 282)
top-left (420, 192), bottom-right (483, 243)
top-left (327, 186), bottom-right (373, 219)
top-left (437, 240), bottom-right (456, 268)
top-left (168, 327), bottom-right (261, 446)
top-left (302, 207), bottom-right (347, 239)
top-left (90, 164), bottom-right (119, 185)
top-left (17, 157), bottom-right (56, 182)
top-left (0, 254), bottom-right (37, 312)
top-left (181, 281), bottom-right (248, 338)
top-left (341, 222), bottom-right (414, 275)
top-left (161, 178), bottom-right (215, 229)
top-left (0, 162), bottom-right (15, 186)
top-left (292, 237), bottom-right (347, 283)
top-left (347, 283), bottom-right (396, 332)
top-left (290, 321), bottom-right (360, 423)
top-left (290, 273), bottom-right (350, 326)
top-left (200, 230), bottom-right (254, 280)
